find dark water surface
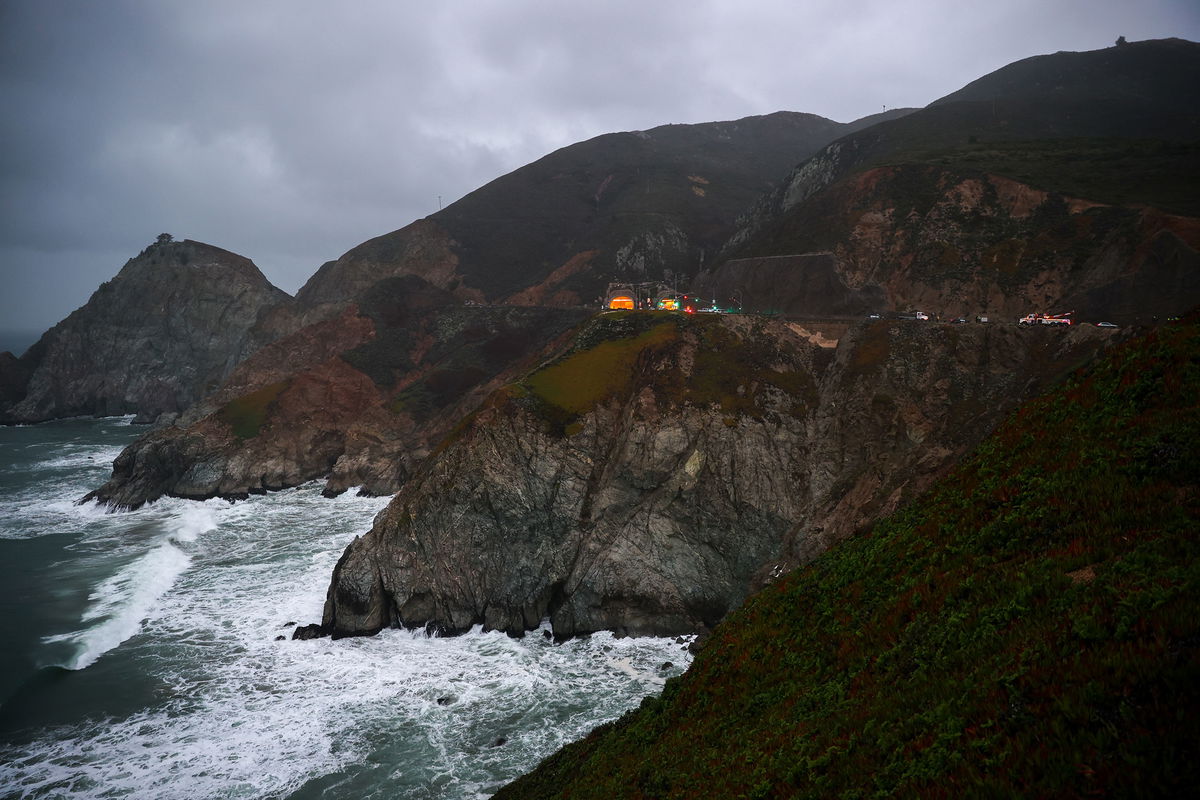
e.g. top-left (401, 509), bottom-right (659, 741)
top-left (0, 418), bottom-right (689, 798)
top-left (0, 329), bottom-right (40, 358)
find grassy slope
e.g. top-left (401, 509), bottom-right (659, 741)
top-left (852, 40), bottom-right (1200, 216)
top-left (515, 310), bottom-right (818, 436)
top-left (878, 137), bottom-right (1200, 218)
top-left (215, 380), bottom-right (288, 439)
top-left (497, 318), bottom-right (1200, 799)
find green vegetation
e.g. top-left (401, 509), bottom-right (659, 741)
top-left (517, 312), bottom-right (817, 435)
top-left (523, 315), bottom-right (679, 429)
top-left (498, 318), bottom-right (1200, 799)
top-left (674, 320), bottom-right (816, 418)
top-left (389, 367), bottom-right (489, 420)
top-left (216, 381), bottom-right (288, 439)
top-left (881, 137), bottom-right (1200, 217)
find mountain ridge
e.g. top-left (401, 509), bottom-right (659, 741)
top-left (0, 238), bottom-right (290, 425)
top-left (291, 109), bottom-right (917, 315)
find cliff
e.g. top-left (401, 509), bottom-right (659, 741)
top-left (81, 109), bottom-right (928, 505)
top-left (320, 311), bottom-right (1117, 639)
top-left (495, 315), bottom-right (1200, 799)
top-left (696, 165), bottom-right (1200, 323)
top-left (0, 239), bottom-right (290, 424)
top-left (86, 275), bottom-right (590, 508)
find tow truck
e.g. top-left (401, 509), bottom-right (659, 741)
top-left (1019, 311), bottom-right (1073, 326)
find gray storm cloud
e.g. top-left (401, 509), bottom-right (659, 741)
top-left (1, 0), bottom-right (1197, 337)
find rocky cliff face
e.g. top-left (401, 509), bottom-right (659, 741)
top-left (87, 275), bottom-right (591, 508)
top-left (700, 166), bottom-right (1200, 323)
top-left (493, 315), bottom-right (1200, 800)
top-left (0, 239), bottom-right (290, 424)
top-left (320, 312), bottom-right (1117, 639)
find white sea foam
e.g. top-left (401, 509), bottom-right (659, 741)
top-left (35, 499), bottom-right (219, 670)
top-left (45, 541), bottom-right (192, 671)
top-left (170, 504), bottom-right (217, 544)
top-left (2, 458), bottom-right (692, 799)
top-left (29, 445), bottom-right (126, 472)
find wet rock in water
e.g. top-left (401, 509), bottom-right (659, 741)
top-left (291, 623), bottom-right (330, 640)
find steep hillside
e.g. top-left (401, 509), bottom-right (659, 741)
top-left (317, 311), bottom-right (1116, 640)
top-left (698, 164), bottom-right (1200, 323)
top-left (496, 316), bottom-right (1200, 799)
top-left (87, 275), bottom-right (589, 508)
top-left (723, 38), bottom-right (1200, 265)
top-left (0, 238), bottom-right (290, 424)
top-left (293, 110), bottom-right (913, 315)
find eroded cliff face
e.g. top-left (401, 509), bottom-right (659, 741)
top-left (321, 312), bottom-right (1117, 639)
top-left (700, 166), bottom-right (1200, 323)
top-left (87, 276), bottom-right (591, 509)
top-left (0, 240), bottom-right (291, 424)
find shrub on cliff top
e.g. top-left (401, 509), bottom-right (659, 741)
top-left (523, 314), bottom-right (679, 422)
top-left (216, 381), bottom-right (288, 439)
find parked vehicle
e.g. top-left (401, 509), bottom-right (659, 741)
top-left (1020, 312), bottom-right (1073, 326)
top-left (1097, 321), bottom-right (1118, 328)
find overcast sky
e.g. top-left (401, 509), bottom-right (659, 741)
top-left (2, 1), bottom-right (1197, 340)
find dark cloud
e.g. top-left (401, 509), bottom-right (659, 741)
top-left (2, 0), bottom-right (1197, 335)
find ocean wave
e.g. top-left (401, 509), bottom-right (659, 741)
top-left (2, 462), bottom-right (691, 799)
top-left (27, 446), bottom-right (126, 472)
top-left (42, 507), bottom-right (216, 670)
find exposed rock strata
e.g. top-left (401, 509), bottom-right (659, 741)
top-left (0, 239), bottom-right (290, 424)
top-left (701, 166), bottom-right (1200, 323)
top-left (321, 313), bottom-right (1116, 639)
top-left (87, 276), bottom-right (590, 508)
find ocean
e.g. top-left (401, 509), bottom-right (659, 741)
top-left (0, 330), bottom-right (39, 358)
top-left (0, 417), bottom-right (690, 799)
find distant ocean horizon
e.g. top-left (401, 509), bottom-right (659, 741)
top-left (0, 329), bottom-right (41, 357)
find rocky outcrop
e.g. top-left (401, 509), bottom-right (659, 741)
top-left (87, 275), bottom-right (591, 508)
top-left (320, 312), bottom-right (1118, 639)
top-left (294, 219), bottom-right (466, 319)
top-left (491, 315), bottom-right (1200, 800)
top-left (700, 166), bottom-right (1200, 324)
top-left (0, 239), bottom-right (290, 424)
